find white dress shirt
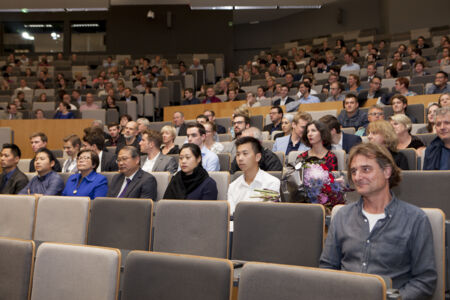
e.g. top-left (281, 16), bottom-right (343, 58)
top-left (142, 152), bottom-right (160, 173)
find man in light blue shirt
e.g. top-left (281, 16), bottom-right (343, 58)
top-left (186, 123), bottom-right (220, 171)
top-left (340, 52), bottom-right (360, 72)
top-left (286, 82), bottom-right (320, 112)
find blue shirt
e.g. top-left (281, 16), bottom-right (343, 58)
top-left (337, 109), bottom-right (369, 130)
top-left (320, 196), bottom-right (437, 300)
top-left (201, 146), bottom-right (220, 171)
top-left (19, 171), bottom-right (65, 195)
top-left (299, 94), bottom-right (320, 104)
top-left (62, 171), bottom-right (108, 200)
top-left (440, 147), bottom-right (450, 170)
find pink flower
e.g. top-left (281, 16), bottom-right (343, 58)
top-left (318, 193), bottom-right (328, 204)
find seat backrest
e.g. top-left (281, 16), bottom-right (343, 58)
top-left (274, 151), bottom-right (285, 165)
top-left (31, 243), bottom-right (120, 300)
top-left (309, 109), bottom-right (337, 120)
top-left (250, 115), bottom-right (264, 130)
top-left (341, 127), bottom-right (355, 135)
top-left (153, 200), bottom-right (229, 258)
top-left (81, 109), bottom-right (106, 124)
top-left (407, 103), bottom-right (425, 123)
top-left (416, 133), bottom-right (437, 147)
top-left (208, 171), bottom-right (230, 200)
top-left (232, 202), bottom-right (324, 266)
top-left (422, 209), bottom-right (445, 300)
top-left (150, 172), bottom-right (171, 201)
top-left (262, 140), bottom-right (274, 150)
top-left (217, 153), bottom-right (231, 171)
top-left (0, 237), bottom-right (35, 300)
top-left (17, 158), bottom-right (31, 173)
top-left (218, 134), bottom-right (232, 142)
top-left (0, 195), bottom-right (36, 239)
top-left (0, 127), bottom-right (13, 143)
top-left (32, 102), bottom-right (56, 111)
top-left (122, 251), bottom-right (232, 300)
top-left (392, 171), bottom-right (450, 216)
top-left (88, 197), bottom-right (153, 250)
top-left (148, 121), bottom-right (172, 132)
top-left (174, 135), bottom-right (187, 147)
top-left (238, 262), bottom-right (386, 300)
top-left (399, 148), bottom-right (417, 170)
top-left (33, 196), bottom-right (90, 244)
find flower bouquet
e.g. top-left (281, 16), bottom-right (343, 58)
top-left (281, 156), bottom-right (352, 211)
top-left (251, 189), bottom-right (281, 202)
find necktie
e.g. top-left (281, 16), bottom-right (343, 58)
top-left (118, 178), bottom-right (131, 198)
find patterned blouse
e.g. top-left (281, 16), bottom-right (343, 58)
top-left (298, 151), bottom-right (338, 171)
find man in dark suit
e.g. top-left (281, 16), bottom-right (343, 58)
top-left (263, 106), bottom-right (283, 134)
top-left (139, 130), bottom-right (178, 174)
top-left (273, 85), bottom-right (295, 106)
top-left (107, 146), bottom-right (157, 200)
top-left (173, 111), bottom-right (188, 136)
top-left (115, 121), bottom-right (141, 155)
top-left (29, 132), bottom-right (62, 172)
top-left (82, 133), bottom-right (118, 172)
top-left (203, 110), bottom-right (226, 134)
top-left (319, 115), bottom-right (362, 154)
top-left (357, 76), bottom-right (385, 106)
top-left (119, 88), bottom-right (137, 102)
top-left (0, 144), bottom-right (28, 194)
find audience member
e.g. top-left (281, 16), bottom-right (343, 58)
top-left (390, 114), bottom-right (426, 156)
top-left (417, 103), bottom-right (439, 134)
top-left (228, 136), bottom-right (281, 214)
top-left (296, 121), bottom-right (338, 171)
top-left (161, 125), bottom-right (180, 155)
top-left (204, 122), bottom-right (224, 154)
top-left (120, 88), bottom-right (137, 102)
top-left (19, 148), bottom-right (64, 195)
top-left (426, 71), bottom-right (450, 94)
top-left (79, 93), bottom-right (100, 111)
top-left (0, 103), bottom-right (23, 120)
top-left (202, 87), bottom-right (221, 104)
top-left (355, 105), bottom-right (385, 136)
top-left (105, 123), bottom-right (121, 146)
top-left (115, 121), bottom-right (140, 154)
top-left (272, 112), bottom-right (311, 155)
top-left (367, 120), bottom-right (409, 169)
top-left (263, 106), bottom-right (283, 133)
top-left (394, 77), bottom-right (417, 97)
top-left (273, 85), bottom-right (295, 106)
top-left (320, 143), bottom-right (436, 300)
top-left (54, 102), bottom-right (75, 119)
top-left (390, 94), bottom-right (418, 123)
top-left (103, 95), bottom-right (120, 113)
top-left (82, 133), bottom-right (118, 172)
top-left (203, 110), bottom-right (227, 134)
top-left (325, 82), bottom-right (345, 102)
top-left (186, 123), bottom-right (220, 171)
top-left (139, 130), bottom-right (178, 173)
top-left (62, 134), bottom-right (81, 173)
top-left (357, 76), bottom-right (384, 106)
top-left (163, 143), bottom-right (218, 200)
top-left (29, 132), bottom-right (62, 172)
top-left (34, 109), bottom-right (45, 119)
top-left (337, 94), bottom-right (369, 130)
top-left (245, 92), bottom-right (260, 107)
top-left (173, 111), bottom-right (187, 136)
top-left (423, 107), bottom-right (450, 170)
top-left (0, 144), bottom-right (28, 194)
top-left (274, 114), bottom-right (294, 140)
top-left (288, 82), bottom-right (320, 112)
top-left (320, 115), bottom-right (362, 153)
top-left (62, 150), bottom-right (108, 199)
top-left (340, 52), bottom-right (360, 72)
top-left (347, 74), bottom-right (361, 93)
top-left (182, 88), bottom-right (201, 105)
top-left (107, 146), bottom-right (157, 199)
top-left (438, 93), bottom-right (450, 107)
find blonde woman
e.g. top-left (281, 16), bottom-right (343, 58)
top-left (389, 114), bottom-right (425, 155)
top-left (367, 120), bottom-right (409, 169)
top-left (160, 125), bottom-right (179, 155)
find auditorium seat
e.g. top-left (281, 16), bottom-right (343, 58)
top-left (150, 171), bottom-right (171, 201)
top-left (81, 109), bottom-right (106, 124)
top-left (250, 115), bottom-right (264, 130)
top-left (208, 171), bottom-right (230, 200)
top-left (88, 197), bottom-right (153, 250)
top-left (147, 121), bottom-right (172, 132)
top-left (0, 127), bottom-right (14, 143)
top-left (232, 202), bottom-right (324, 266)
top-left (30, 243), bottom-right (120, 300)
top-left (0, 195), bottom-right (36, 240)
top-left (33, 196), bottom-right (90, 244)
top-left (218, 133), bottom-right (232, 142)
top-left (218, 153), bottom-right (231, 171)
top-left (416, 133), bottom-right (437, 146)
top-left (238, 262), bottom-right (386, 300)
top-left (0, 237), bottom-right (35, 300)
top-left (121, 251), bottom-right (232, 300)
top-left (153, 200), bottom-right (229, 258)
top-left (399, 148), bottom-right (418, 170)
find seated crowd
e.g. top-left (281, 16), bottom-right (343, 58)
top-left (0, 34), bottom-right (449, 300)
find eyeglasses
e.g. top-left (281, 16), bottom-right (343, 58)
top-left (78, 156), bottom-right (91, 161)
top-left (232, 121), bottom-right (245, 125)
top-left (368, 112), bottom-right (384, 116)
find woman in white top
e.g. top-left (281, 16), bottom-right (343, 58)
top-left (204, 121), bottom-right (224, 154)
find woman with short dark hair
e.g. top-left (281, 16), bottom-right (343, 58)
top-left (62, 149), bottom-right (108, 199)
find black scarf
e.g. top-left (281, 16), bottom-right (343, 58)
top-left (163, 165), bottom-right (209, 199)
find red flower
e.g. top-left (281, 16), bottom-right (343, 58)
top-left (320, 164), bottom-right (329, 171)
top-left (329, 173), bottom-right (335, 183)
